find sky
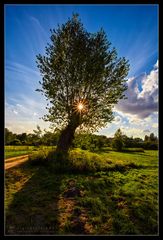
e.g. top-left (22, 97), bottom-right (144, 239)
top-left (4, 4), bottom-right (159, 138)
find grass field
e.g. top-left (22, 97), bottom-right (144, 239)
top-left (5, 146), bottom-right (55, 159)
top-left (5, 148), bottom-right (158, 235)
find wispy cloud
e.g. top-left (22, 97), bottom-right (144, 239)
top-left (29, 16), bottom-right (49, 40)
top-left (6, 61), bottom-right (40, 75)
top-left (5, 97), bottom-right (50, 134)
top-left (5, 61), bottom-right (42, 101)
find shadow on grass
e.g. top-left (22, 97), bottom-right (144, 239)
top-left (90, 148), bottom-right (150, 156)
top-left (5, 162), bottom-right (63, 235)
top-left (89, 148), bottom-right (110, 154)
top-left (5, 155), bottom-right (158, 235)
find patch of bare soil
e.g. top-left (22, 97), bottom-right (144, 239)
top-left (58, 180), bottom-right (94, 234)
top-left (5, 155), bottom-right (29, 170)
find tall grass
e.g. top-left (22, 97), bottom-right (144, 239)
top-left (28, 148), bottom-right (145, 173)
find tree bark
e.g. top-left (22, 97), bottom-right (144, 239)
top-left (56, 114), bottom-right (80, 155)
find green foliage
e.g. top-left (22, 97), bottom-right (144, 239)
top-left (5, 128), bottom-right (17, 145)
top-left (36, 13), bottom-right (129, 133)
top-left (5, 146), bottom-right (55, 159)
top-left (144, 133), bottom-right (158, 150)
top-left (5, 127), bottom-right (58, 147)
top-left (123, 148), bottom-right (144, 153)
top-left (5, 150), bottom-right (29, 159)
top-left (5, 127), bottom-right (158, 151)
top-left (9, 139), bottom-right (22, 146)
top-left (27, 147), bottom-right (152, 174)
top-left (73, 133), bottom-right (108, 151)
top-left (112, 128), bottom-right (124, 151)
top-left (28, 149), bottom-right (50, 166)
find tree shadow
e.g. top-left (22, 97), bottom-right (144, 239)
top-left (89, 148), bottom-right (110, 154)
top-left (90, 149), bottom-right (149, 156)
top-left (5, 157), bottom-right (158, 235)
top-left (5, 162), bottom-right (64, 235)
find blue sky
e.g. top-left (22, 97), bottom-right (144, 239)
top-left (5, 4), bottom-right (159, 138)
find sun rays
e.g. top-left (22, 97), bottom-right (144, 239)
top-left (72, 99), bottom-right (88, 114)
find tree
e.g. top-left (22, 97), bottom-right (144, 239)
top-left (33, 125), bottom-right (42, 138)
top-left (144, 133), bottom-right (158, 150)
top-left (10, 139), bottom-right (22, 146)
top-left (112, 128), bottom-right (124, 151)
top-left (144, 135), bottom-right (150, 142)
top-left (149, 133), bottom-right (157, 142)
top-left (5, 128), bottom-right (16, 145)
top-left (17, 133), bottom-right (27, 144)
top-left (42, 130), bottom-right (59, 146)
top-left (36, 14), bottom-right (129, 154)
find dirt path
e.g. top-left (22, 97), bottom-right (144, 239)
top-left (5, 155), bottom-right (29, 170)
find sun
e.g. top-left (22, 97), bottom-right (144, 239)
top-left (77, 103), bottom-right (84, 111)
top-left (72, 99), bottom-right (88, 114)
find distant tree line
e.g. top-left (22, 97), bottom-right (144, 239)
top-left (5, 127), bottom-right (158, 151)
top-left (111, 128), bottom-right (158, 151)
top-left (5, 126), bottom-right (59, 146)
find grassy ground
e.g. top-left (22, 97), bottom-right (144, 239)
top-left (5, 146), bottom-right (55, 159)
top-left (5, 148), bottom-right (158, 235)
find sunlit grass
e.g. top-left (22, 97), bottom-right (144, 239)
top-left (5, 148), bottom-right (158, 235)
top-left (5, 146), bottom-right (55, 159)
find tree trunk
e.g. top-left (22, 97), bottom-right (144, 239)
top-left (56, 125), bottom-right (76, 154)
top-left (56, 114), bottom-right (80, 155)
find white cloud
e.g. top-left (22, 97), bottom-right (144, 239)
top-left (154, 60), bottom-right (158, 69)
top-left (116, 60), bottom-right (158, 119)
top-left (13, 110), bottom-right (18, 115)
top-left (98, 110), bottom-right (158, 138)
top-left (138, 66), bottom-right (158, 101)
top-left (152, 123), bottom-right (158, 128)
top-left (113, 116), bottom-right (122, 125)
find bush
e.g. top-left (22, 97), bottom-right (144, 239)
top-left (28, 149), bottom-right (70, 172)
top-left (28, 149), bottom-right (51, 166)
top-left (28, 148), bottom-right (143, 173)
top-left (123, 148), bottom-right (144, 153)
top-left (143, 142), bottom-right (158, 150)
top-left (9, 139), bottom-right (22, 146)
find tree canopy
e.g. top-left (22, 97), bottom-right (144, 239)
top-left (36, 14), bottom-right (129, 132)
top-left (36, 14), bottom-right (129, 153)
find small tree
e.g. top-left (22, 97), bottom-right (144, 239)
top-left (112, 128), bottom-right (124, 151)
top-left (36, 14), bottom-right (129, 154)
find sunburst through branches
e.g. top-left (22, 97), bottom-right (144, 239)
top-left (72, 99), bottom-right (88, 114)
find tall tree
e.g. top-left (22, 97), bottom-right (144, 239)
top-left (36, 14), bottom-right (129, 154)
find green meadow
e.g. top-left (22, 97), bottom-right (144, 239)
top-left (5, 146), bottom-right (55, 159)
top-left (5, 148), bottom-right (158, 235)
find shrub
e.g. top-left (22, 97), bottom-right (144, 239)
top-left (123, 148), bottom-right (144, 153)
top-left (28, 149), bottom-right (51, 166)
top-left (10, 139), bottom-right (22, 146)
